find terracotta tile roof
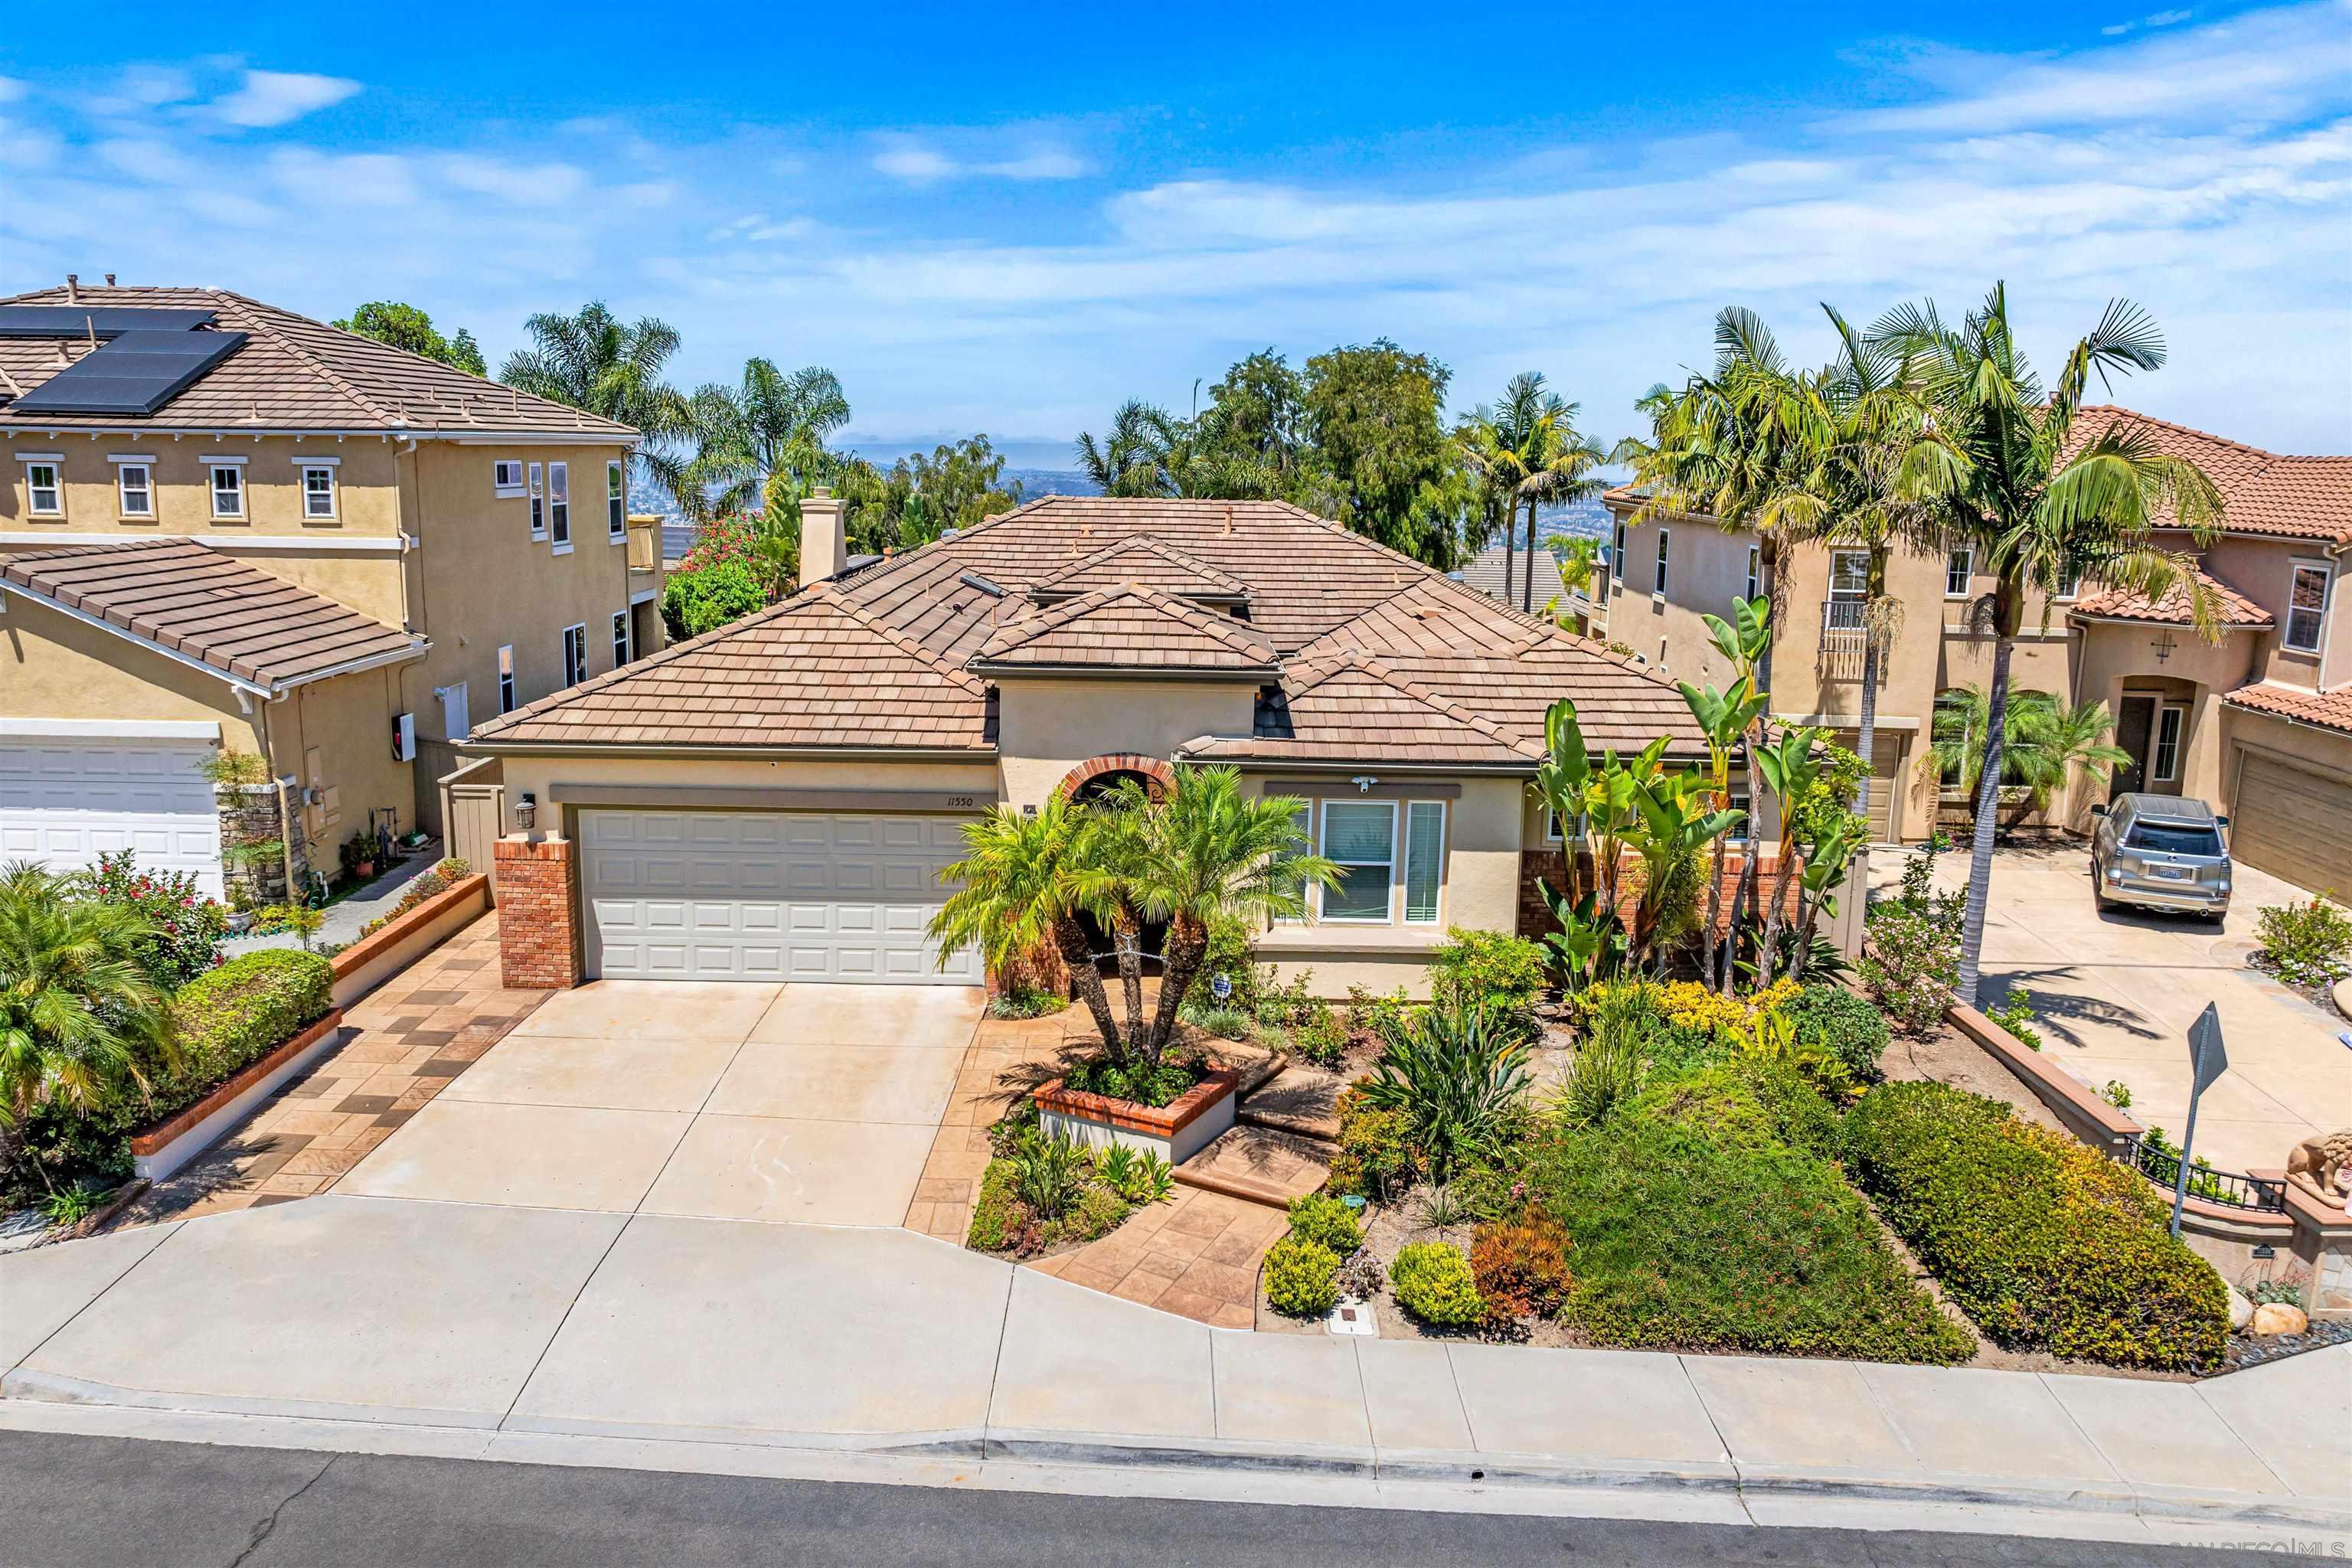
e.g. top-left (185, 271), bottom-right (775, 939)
top-left (2066, 407), bottom-right (2352, 544)
top-left (973, 583), bottom-right (1281, 674)
top-left (1031, 534), bottom-right (1251, 603)
top-left (0, 537), bottom-right (421, 691)
top-left (2070, 567), bottom-right (2273, 629)
top-left (1182, 652), bottom-right (1545, 767)
top-left (469, 584), bottom-right (990, 750)
top-left (0, 286), bottom-right (635, 438)
top-left (475, 495), bottom-right (1701, 763)
top-left (2223, 680), bottom-right (2352, 736)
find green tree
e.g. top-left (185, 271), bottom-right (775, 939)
top-left (1197, 350), bottom-right (1313, 498)
top-left (1458, 373), bottom-right (1606, 612)
top-left (1302, 340), bottom-right (1459, 564)
top-left (684, 358), bottom-right (851, 522)
top-left (0, 864), bottom-right (173, 1142)
top-left (838, 436), bottom-right (1027, 555)
top-left (333, 302), bottom-right (485, 375)
top-left (1074, 400), bottom-right (1174, 498)
top-left (927, 796), bottom-right (1124, 1052)
top-left (500, 302), bottom-right (697, 505)
top-left (1544, 534), bottom-right (1606, 599)
top-left (1928, 689), bottom-right (2132, 828)
top-left (1877, 285), bottom-right (2224, 1003)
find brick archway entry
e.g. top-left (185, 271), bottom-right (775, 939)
top-left (1055, 753), bottom-right (1178, 803)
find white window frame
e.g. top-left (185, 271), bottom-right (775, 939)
top-left (1317, 799), bottom-right (1397, 925)
top-left (297, 458), bottom-right (339, 521)
top-left (21, 456), bottom-right (62, 517)
top-left (2053, 564), bottom-right (2081, 601)
top-left (1653, 528), bottom-right (1671, 598)
top-left (1610, 518), bottom-right (1626, 586)
top-left (561, 622), bottom-right (587, 688)
top-left (498, 645), bottom-right (516, 714)
top-left (206, 458), bottom-right (247, 520)
top-left (548, 460), bottom-right (570, 550)
top-left (1744, 544), bottom-right (1760, 603)
top-left (607, 459), bottom-right (626, 542)
top-left (493, 459), bottom-right (526, 498)
top-left (1828, 548), bottom-right (1870, 603)
top-left (2285, 559), bottom-right (2330, 655)
top-left (528, 461), bottom-right (546, 539)
top-left (107, 455), bottom-right (153, 518)
top-left (1403, 799), bottom-right (1446, 926)
top-left (611, 608), bottom-right (630, 668)
top-left (1945, 547), bottom-right (1973, 599)
top-left (2151, 704), bottom-right (2185, 784)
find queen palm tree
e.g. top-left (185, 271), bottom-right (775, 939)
top-left (0, 864), bottom-right (173, 1167)
top-left (1876, 285), bottom-right (2225, 1003)
top-left (499, 302), bottom-right (698, 506)
top-left (1075, 400), bottom-right (1175, 497)
top-left (927, 798), bottom-right (1122, 1050)
top-left (684, 358), bottom-right (852, 521)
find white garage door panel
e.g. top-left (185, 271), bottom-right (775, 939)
top-left (581, 810), bottom-right (978, 984)
top-left (0, 738), bottom-right (223, 897)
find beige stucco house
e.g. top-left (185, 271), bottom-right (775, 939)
top-left (1597, 406), bottom-right (2352, 894)
top-left (462, 494), bottom-right (1707, 996)
top-left (0, 282), bottom-right (658, 903)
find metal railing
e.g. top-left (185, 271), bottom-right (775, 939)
top-left (1818, 599), bottom-right (1868, 682)
top-left (2124, 1135), bottom-right (2288, 1212)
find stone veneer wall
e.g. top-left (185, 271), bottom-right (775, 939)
top-left (494, 835), bottom-right (583, 990)
top-left (216, 783), bottom-right (309, 906)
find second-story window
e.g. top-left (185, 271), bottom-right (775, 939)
top-left (22, 459), bottom-right (61, 516)
top-left (548, 462), bottom-right (570, 547)
top-left (302, 464), bottom-right (338, 520)
top-left (2053, 564), bottom-right (2080, 600)
top-left (608, 459), bottom-right (626, 541)
top-left (1828, 548), bottom-right (1867, 630)
top-left (498, 645), bottom-right (516, 713)
top-left (1745, 544), bottom-right (1760, 601)
top-left (1653, 528), bottom-right (1671, 596)
top-left (2285, 561), bottom-right (2329, 653)
top-left (528, 462), bottom-right (545, 537)
top-left (494, 459), bottom-right (525, 497)
top-left (1945, 547), bottom-right (1973, 598)
top-left (1611, 518), bottom-right (1626, 586)
top-left (209, 463), bottom-right (245, 519)
top-left (116, 462), bottom-right (152, 518)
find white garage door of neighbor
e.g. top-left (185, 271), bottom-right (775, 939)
top-left (580, 810), bottom-right (980, 984)
top-left (0, 737), bottom-right (224, 897)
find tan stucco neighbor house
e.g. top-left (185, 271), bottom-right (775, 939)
top-left (0, 282), bottom-right (658, 903)
top-left (463, 494), bottom-right (1707, 996)
top-left (1597, 406), bottom-right (2352, 895)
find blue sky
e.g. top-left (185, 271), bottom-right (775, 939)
top-left (2, 0), bottom-right (2347, 464)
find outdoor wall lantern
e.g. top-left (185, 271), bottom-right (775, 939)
top-left (514, 792), bottom-right (537, 830)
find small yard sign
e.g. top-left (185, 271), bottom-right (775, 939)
top-left (2172, 1003), bottom-right (2229, 1236)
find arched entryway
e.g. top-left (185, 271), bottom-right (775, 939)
top-left (1058, 753), bottom-right (1174, 975)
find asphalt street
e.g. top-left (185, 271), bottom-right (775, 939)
top-left (0, 1429), bottom-right (2319, 1567)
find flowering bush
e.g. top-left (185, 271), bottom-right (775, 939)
top-left (2253, 897), bottom-right (2352, 988)
top-left (661, 516), bottom-right (771, 639)
top-left (1859, 905), bottom-right (1959, 1034)
top-left (82, 849), bottom-right (227, 989)
top-left (357, 858), bottom-right (472, 939)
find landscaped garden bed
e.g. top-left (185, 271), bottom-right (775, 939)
top-left (965, 1099), bottom-right (1176, 1260)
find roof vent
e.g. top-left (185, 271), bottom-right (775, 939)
top-left (958, 570), bottom-right (1005, 598)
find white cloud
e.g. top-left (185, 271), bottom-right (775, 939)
top-left (871, 130), bottom-right (1090, 183)
top-left (0, 77), bottom-right (25, 104)
top-left (872, 139), bottom-right (956, 182)
top-left (208, 69), bottom-right (360, 129)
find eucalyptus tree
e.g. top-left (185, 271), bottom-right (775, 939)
top-left (1874, 285), bottom-right (2224, 1004)
top-left (499, 301), bottom-right (698, 505)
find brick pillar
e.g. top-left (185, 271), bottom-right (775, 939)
top-left (494, 835), bottom-right (583, 990)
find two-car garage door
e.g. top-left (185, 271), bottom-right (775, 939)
top-left (2230, 749), bottom-right (2352, 901)
top-left (580, 809), bottom-right (978, 984)
top-left (0, 737), bottom-right (224, 897)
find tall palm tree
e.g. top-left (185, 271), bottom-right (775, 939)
top-left (684, 358), bottom-right (851, 521)
top-left (0, 864), bottom-right (173, 1148)
top-left (1460, 374), bottom-right (1609, 613)
top-left (928, 799), bottom-right (1122, 1050)
top-left (1097, 767), bottom-right (1336, 1058)
top-left (1876, 285), bottom-right (2225, 1003)
top-left (499, 302), bottom-right (697, 505)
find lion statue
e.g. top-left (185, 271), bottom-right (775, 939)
top-left (2285, 1130), bottom-right (2352, 1205)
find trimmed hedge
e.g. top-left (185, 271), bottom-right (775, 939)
top-left (1265, 1236), bottom-right (1341, 1317)
top-left (1844, 1080), bottom-right (2228, 1372)
top-left (1392, 1243), bottom-right (1483, 1327)
top-left (1785, 983), bottom-right (1890, 1086)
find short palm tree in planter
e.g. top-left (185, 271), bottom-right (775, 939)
top-left (930, 766), bottom-right (1334, 1165)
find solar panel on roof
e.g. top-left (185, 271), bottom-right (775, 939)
top-left (11, 329), bottom-right (248, 416)
top-left (0, 306), bottom-right (217, 338)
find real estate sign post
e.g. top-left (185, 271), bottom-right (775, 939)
top-left (2173, 1002), bottom-right (2229, 1236)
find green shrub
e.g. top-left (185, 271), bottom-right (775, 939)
top-left (1289, 1008), bottom-right (1349, 1070)
top-left (1180, 1004), bottom-right (1253, 1040)
top-left (662, 556), bottom-right (767, 639)
top-left (82, 849), bottom-right (227, 989)
top-left (1428, 928), bottom-right (1553, 1017)
top-left (1845, 1080), bottom-right (2228, 1371)
top-left (1471, 1211), bottom-right (1573, 1320)
top-left (355, 858), bottom-right (474, 939)
top-left (1285, 1191), bottom-right (1363, 1257)
top-left (1184, 913), bottom-right (1263, 1015)
top-left (1530, 1115), bottom-right (1972, 1363)
top-left (1264, 1236), bottom-right (1341, 1317)
top-left (987, 987), bottom-right (1068, 1020)
top-left (967, 1158), bottom-right (1020, 1251)
top-left (1784, 983), bottom-right (1890, 1085)
top-left (169, 950), bottom-right (334, 1089)
top-left (1356, 1004), bottom-right (1531, 1183)
top-left (1859, 904), bottom-right (1958, 1034)
top-left (1063, 1053), bottom-right (1206, 1109)
top-left (1343, 982), bottom-right (1416, 1044)
top-left (2254, 897), bottom-right (2352, 988)
top-left (1392, 1243), bottom-right (1484, 1327)
top-left (1326, 1089), bottom-right (1417, 1200)
top-left (1009, 1132), bottom-right (1088, 1220)
top-left (1984, 988), bottom-right (2042, 1050)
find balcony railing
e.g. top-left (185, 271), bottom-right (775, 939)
top-left (1818, 599), bottom-right (1868, 682)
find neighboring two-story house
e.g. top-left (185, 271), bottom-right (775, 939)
top-left (0, 282), bottom-right (657, 902)
top-left (1596, 407), bottom-right (2352, 894)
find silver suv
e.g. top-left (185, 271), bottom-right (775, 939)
top-left (2089, 793), bottom-right (2233, 920)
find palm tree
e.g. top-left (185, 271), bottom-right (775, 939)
top-left (684, 358), bottom-right (851, 521)
top-left (1544, 534), bottom-right (1606, 599)
top-left (1097, 767), bottom-right (1336, 1059)
top-left (499, 302), bottom-right (698, 506)
top-left (1929, 689), bottom-right (2132, 828)
top-left (1075, 401), bottom-right (1175, 497)
top-left (928, 799), bottom-right (1122, 1050)
top-left (1877, 285), bottom-right (2225, 1003)
top-left (1460, 375), bottom-right (1608, 613)
top-left (0, 864), bottom-right (173, 1176)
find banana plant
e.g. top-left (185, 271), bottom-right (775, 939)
top-left (1678, 672), bottom-right (1768, 996)
top-left (1625, 763), bottom-right (1744, 973)
top-left (1700, 596), bottom-right (1775, 990)
top-left (1751, 724), bottom-right (1828, 985)
top-left (1537, 882), bottom-right (1629, 989)
top-left (1792, 812), bottom-right (1864, 981)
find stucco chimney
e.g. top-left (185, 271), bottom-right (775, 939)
top-left (799, 487), bottom-right (846, 590)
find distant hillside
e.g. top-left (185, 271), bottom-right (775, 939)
top-left (1536, 495), bottom-right (1611, 538)
top-left (1006, 469), bottom-right (1100, 498)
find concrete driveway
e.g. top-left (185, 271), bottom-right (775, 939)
top-left (1879, 844), bottom-right (2350, 1175)
top-left (335, 982), bottom-right (985, 1227)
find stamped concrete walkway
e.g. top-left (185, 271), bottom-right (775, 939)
top-left (0, 1200), bottom-right (2342, 1548)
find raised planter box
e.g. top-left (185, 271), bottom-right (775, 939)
top-left (329, 871), bottom-right (490, 1008)
top-left (128, 1009), bottom-right (345, 1182)
top-left (1035, 1067), bottom-right (1239, 1165)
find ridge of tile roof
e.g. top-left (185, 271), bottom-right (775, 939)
top-left (1030, 534), bottom-right (1253, 601)
top-left (972, 582), bottom-right (1282, 671)
top-left (2069, 567), bottom-right (2273, 628)
top-left (0, 537), bottom-right (420, 690)
top-left (0, 286), bottom-right (635, 438)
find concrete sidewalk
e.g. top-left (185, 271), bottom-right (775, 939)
top-left (2, 1200), bottom-right (2344, 1547)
